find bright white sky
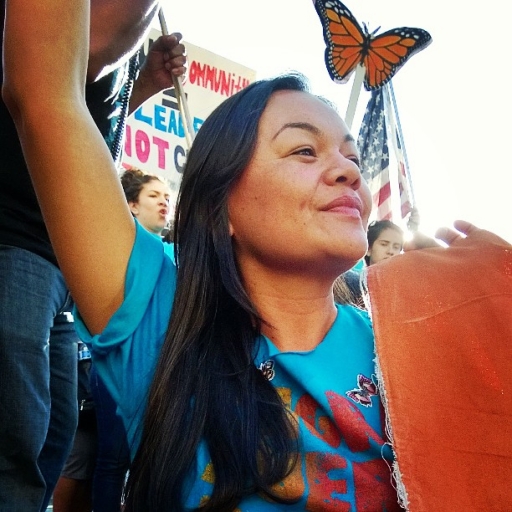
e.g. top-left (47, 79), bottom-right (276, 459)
top-left (162, 0), bottom-right (511, 242)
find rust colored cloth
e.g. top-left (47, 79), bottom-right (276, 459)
top-left (366, 228), bottom-right (512, 511)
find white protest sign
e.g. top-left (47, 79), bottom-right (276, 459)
top-left (122, 29), bottom-right (257, 203)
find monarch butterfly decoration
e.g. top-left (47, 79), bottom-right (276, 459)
top-left (314, 0), bottom-right (432, 91)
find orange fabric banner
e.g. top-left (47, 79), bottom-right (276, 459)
top-left (367, 228), bottom-right (512, 511)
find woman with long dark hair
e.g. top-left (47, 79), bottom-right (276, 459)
top-left (2, 1), bottom-right (484, 510)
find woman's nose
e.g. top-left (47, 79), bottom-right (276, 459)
top-left (326, 153), bottom-right (362, 189)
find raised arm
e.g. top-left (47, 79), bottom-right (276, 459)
top-left (2, 0), bottom-right (136, 334)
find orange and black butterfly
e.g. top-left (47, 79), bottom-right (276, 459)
top-left (314, 0), bottom-right (432, 91)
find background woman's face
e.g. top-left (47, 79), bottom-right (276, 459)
top-left (366, 228), bottom-right (403, 265)
top-left (227, 90), bottom-right (372, 278)
top-left (129, 179), bottom-right (171, 235)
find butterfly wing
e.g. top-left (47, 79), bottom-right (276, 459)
top-left (346, 389), bottom-right (372, 407)
top-left (357, 374), bottom-right (378, 395)
top-left (259, 360), bottom-right (275, 381)
top-left (363, 27), bottom-right (432, 90)
top-left (314, 0), bottom-right (366, 84)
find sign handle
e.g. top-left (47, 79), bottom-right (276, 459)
top-left (158, 8), bottom-right (195, 148)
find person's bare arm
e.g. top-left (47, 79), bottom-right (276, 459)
top-left (3, 0), bottom-right (136, 334)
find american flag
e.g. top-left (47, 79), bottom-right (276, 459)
top-left (396, 133), bottom-right (413, 219)
top-left (357, 86), bottom-right (413, 221)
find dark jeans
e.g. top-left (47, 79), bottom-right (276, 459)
top-left (90, 365), bottom-right (131, 512)
top-left (0, 245), bottom-right (78, 511)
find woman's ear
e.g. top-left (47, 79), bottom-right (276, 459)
top-left (229, 220), bottom-right (235, 237)
top-left (128, 201), bottom-right (138, 216)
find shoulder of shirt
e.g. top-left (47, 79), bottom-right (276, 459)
top-left (336, 302), bottom-right (372, 328)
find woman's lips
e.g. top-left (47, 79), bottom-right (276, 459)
top-left (321, 195), bottom-right (363, 218)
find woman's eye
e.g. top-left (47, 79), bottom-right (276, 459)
top-left (293, 147), bottom-right (315, 157)
top-left (349, 157), bottom-right (361, 168)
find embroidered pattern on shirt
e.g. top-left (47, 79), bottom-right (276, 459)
top-left (346, 374), bottom-right (378, 407)
top-left (258, 360), bottom-right (275, 381)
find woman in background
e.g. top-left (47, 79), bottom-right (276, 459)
top-left (90, 167), bottom-right (172, 512)
top-left (121, 168), bottom-right (173, 237)
top-left (54, 166), bottom-right (174, 512)
top-left (365, 219), bottom-right (404, 266)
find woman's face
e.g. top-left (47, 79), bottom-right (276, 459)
top-left (366, 228), bottom-right (403, 265)
top-left (228, 90), bottom-right (372, 278)
top-left (128, 179), bottom-right (171, 235)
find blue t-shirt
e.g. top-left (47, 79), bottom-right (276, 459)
top-left (75, 221), bottom-right (400, 511)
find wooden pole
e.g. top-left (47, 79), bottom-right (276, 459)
top-left (158, 8), bottom-right (195, 148)
top-left (344, 65), bottom-right (365, 130)
top-left (388, 80), bottom-right (415, 205)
